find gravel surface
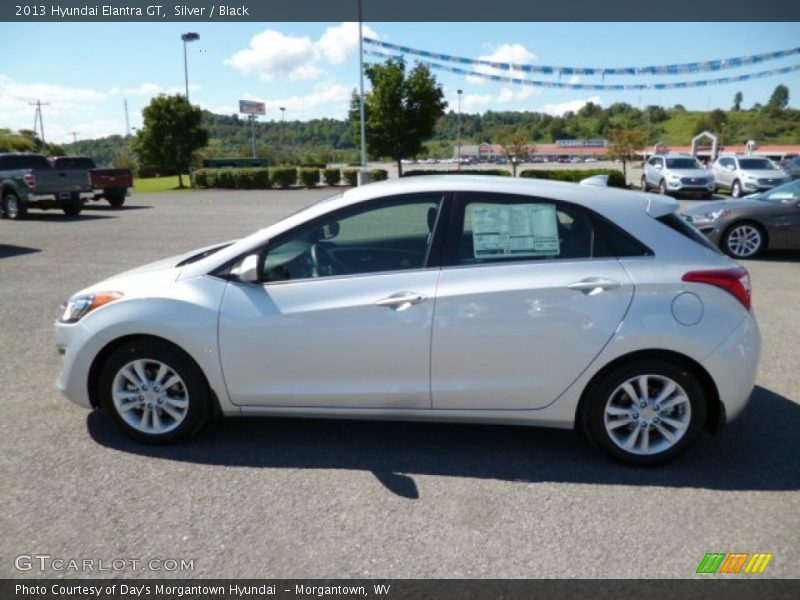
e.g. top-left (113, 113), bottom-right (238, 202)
top-left (1, 188), bottom-right (798, 579)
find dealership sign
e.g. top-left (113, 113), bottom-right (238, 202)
top-left (556, 139), bottom-right (608, 148)
top-left (239, 100), bottom-right (266, 115)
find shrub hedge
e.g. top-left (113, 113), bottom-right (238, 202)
top-left (369, 169), bottom-right (388, 182)
top-left (342, 169), bottom-right (359, 186)
top-left (519, 168), bottom-right (626, 188)
top-left (323, 168), bottom-right (341, 186)
top-left (402, 169), bottom-right (511, 177)
top-left (299, 168), bottom-right (320, 188)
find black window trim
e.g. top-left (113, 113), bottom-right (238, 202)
top-left (442, 191), bottom-right (653, 268)
top-left (214, 191), bottom-right (454, 285)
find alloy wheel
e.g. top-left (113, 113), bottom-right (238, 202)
top-left (603, 374), bottom-right (691, 456)
top-left (725, 224), bottom-right (763, 258)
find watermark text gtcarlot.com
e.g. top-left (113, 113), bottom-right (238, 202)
top-left (14, 554), bottom-right (194, 572)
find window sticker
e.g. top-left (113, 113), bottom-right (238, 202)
top-left (470, 203), bottom-right (560, 259)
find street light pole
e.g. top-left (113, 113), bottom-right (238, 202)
top-left (358, 0), bottom-right (369, 185)
top-left (457, 89), bottom-right (463, 168)
top-left (279, 107), bottom-right (286, 162)
top-left (181, 32), bottom-right (199, 102)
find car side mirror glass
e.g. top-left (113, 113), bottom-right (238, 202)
top-left (230, 253), bottom-right (261, 283)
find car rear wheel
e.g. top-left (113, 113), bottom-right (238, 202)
top-left (2, 192), bottom-right (28, 220)
top-left (581, 359), bottom-right (706, 466)
top-left (722, 222), bottom-right (765, 259)
top-left (731, 180), bottom-right (743, 198)
top-left (98, 339), bottom-right (210, 444)
top-left (106, 190), bottom-right (126, 208)
top-left (62, 197), bottom-right (83, 217)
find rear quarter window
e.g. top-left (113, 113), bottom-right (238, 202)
top-left (657, 214), bottom-right (721, 254)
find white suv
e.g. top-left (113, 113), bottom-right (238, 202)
top-left (712, 155), bottom-right (789, 198)
top-left (642, 153), bottom-right (715, 198)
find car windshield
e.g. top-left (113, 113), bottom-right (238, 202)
top-left (757, 180), bottom-right (800, 203)
top-left (666, 158), bottom-right (702, 169)
top-left (738, 158), bottom-right (775, 170)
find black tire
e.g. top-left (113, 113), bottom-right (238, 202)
top-left (106, 190), bottom-right (126, 208)
top-left (640, 176), bottom-right (648, 191)
top-left (659, 180), bottom-right (668, 195)
top-left (581, 359), bottom-right (706, 467)
top-left (2, 192), bottom-right (28, 220)
top-left (731, 179), bottom-right (742, 198)
top-left (701, 191), bottom-right (713, 200)
top-left (721, 221), bottom-right (766, 259)
top-left (98, 339), bottom-right (210, 444)
top-left (62, 198), bottom-right (83, 217)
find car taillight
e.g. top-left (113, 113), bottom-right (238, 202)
top-left (682, 267), bottom-right (751, 310)
top-left (23, 172), bottom-right (36, 189)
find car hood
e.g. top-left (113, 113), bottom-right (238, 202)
top-left (68, 241), bottom-right (235, 299)
top-left (740, 170), bottom-right (787, 179)
top-left (684, 199), bottom-right (759, 215)
top-left (669, 169), bottom-right (712, 178)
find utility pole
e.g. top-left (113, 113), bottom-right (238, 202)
top-left (249, 114), bottom-right (257, 159)
top-left (457, 89), bottom-right (463, 168)
top-left (357, 0), bottom-right (369, 184)
top-left (69, 131), bottom-right (79, 144)
top-left (124, 98), bottom-right (131, 137)
top-left (280, 106), bottom-right (286, 159)
top-left (29, 100), bottom-right (49, 145)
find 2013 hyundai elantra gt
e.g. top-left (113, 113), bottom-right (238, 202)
top-left (54, 176), bottom-right (760, 465)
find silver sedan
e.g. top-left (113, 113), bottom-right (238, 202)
top-left (54, 176), bottom-right (760, 466)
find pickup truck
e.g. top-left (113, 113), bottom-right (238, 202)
top-left (49, 156), bottom-right (133, 207)
top-left (0, 153), bottom-right (93, 220)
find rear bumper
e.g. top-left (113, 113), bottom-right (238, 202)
top-left (29, 191), bottom-right (94, 202)
top-left (701, 312), bottom-right (761, 424)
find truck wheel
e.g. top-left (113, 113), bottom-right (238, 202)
top-left (2, 192), bottom-right (28, 220)
top-left (62, 198), bottom-right (83, 217)
top-left (106, 191), bottom-right (126, 208)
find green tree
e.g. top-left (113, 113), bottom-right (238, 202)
top-left (133, 94), bottom-right (208, 187)
top-left (607, 126), bottom-right (648, 183)
top-left (767, 85), bottom-right (789, 111)
top-left (494, 127), bottom-right (531, 176)
top-left (351, 59), bottom-right (447, 176)
top-left (733, 91), bottom-right (743, 111)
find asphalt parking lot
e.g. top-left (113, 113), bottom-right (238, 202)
top-left (1, 188), bottom-right (798, 579)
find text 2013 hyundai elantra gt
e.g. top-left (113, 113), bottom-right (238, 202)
top-left (54, 176), bottom-right (760, 466)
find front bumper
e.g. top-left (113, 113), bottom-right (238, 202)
top-left (701, 312), bottom-right (761, 424)
top-left (54, 319), bottom-right (106, 409)
top-left (667, 180), bottom-right (715, 193)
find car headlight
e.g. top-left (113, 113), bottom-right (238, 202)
top-left (668, 173), bottom-right (681, 179)
top-left (59, 292), bottom-right (124, 323)
top-left (704, 209), bottom-right (731, 221)
top-left (744, 174), bottom-right (758, 181)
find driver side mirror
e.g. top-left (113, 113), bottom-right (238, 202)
top-left (230, 253), bottom-right (261, 284)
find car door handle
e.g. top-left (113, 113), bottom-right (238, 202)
top-left (567, 278), bottom-right (621, 295)
top-left (374, 292), bottom-right (427, 311)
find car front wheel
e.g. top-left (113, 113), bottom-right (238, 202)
top-left (731, 180), bottom-right (743, 198)
top-left (98, 339), bottom-right (210, 444)
top-left (641, 176), bottom-right (648, 191)
top-left (722, 222), bottom-right (765, 259)
top-left (581, 359), bottom-right (706, 466)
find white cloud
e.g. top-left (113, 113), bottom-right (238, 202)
top-left (0, 74), bottom-right (109, 132)
top-left (242, 83), bottom-right (351, 118)
top-left (109, 83), bottom-right (201, 96)
top-left (461, 86), bottom-right (541, 111)
top-left (316, 22), bottom-right (378, 64)
top-left (466, 43), bottom-right (538, 85)
top-left (539, 96), bottom-right (602, 116)
top-left (226, 22), bottom-right (380, 82)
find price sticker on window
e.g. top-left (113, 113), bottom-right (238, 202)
top-left (470, 203), bottom-right (560, 259)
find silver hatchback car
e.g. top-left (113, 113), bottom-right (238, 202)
top-left (54, 176), bottom-right (760, 466)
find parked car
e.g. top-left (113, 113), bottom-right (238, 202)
top-left (780, 156), bottom-right (800, 180)
top-left (683, 179), bottom-right (800, 258)
top-left (641, 153), bottom-right (715, 198)
top-left (49, 156), bottom-right (133, 207)
top-left (0, 153), bottom-right (93, 219)
top-left (711, 155), bottom-right (789, 198)
top-left (55, 176), bottom-right (760, 466)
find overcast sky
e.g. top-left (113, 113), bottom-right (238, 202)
top-left (1, 22), bottom-right (798, 144)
